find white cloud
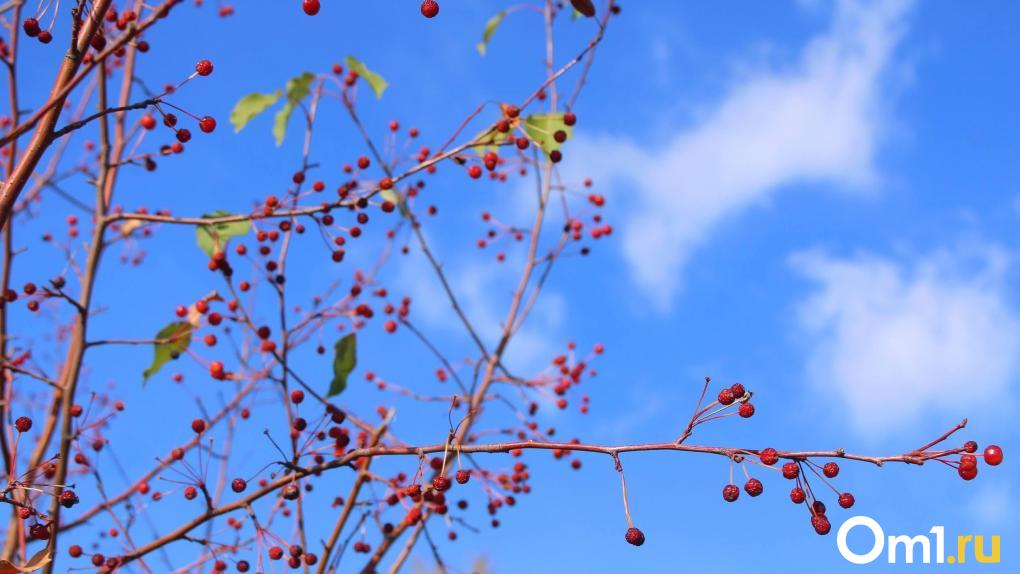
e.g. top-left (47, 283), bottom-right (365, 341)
top-left (791, 245), bottom-right (1020, 435)
top-left (569, 0), bottom-right (911, 308)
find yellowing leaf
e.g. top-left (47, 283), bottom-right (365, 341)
top-left (345, 56), bottom-right (388, 99)
top-left (142, 322), bottom-right (192, 382)
top-left (229, 91), bottom-right (281, 133)
top-left (522, 113), bottom-right (572, 155)
top-left (476, 11), bottom-right (506, 56)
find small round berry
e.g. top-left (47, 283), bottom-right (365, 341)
top-left (59, 490), bottom-right (80, 508)
top-left (959, 454), bottom-right (977, 469)
top-left (14, 416), bottom-right (32, 433)
top-left (432, 475), bottom-right (452, 492)
top-left (195, 59), bottom-right (214, 76)
top-left (141, 115), bottom-right (157, 130)
top-left (744, 478), bottom-right (763, 497)
top-left (781, 462), bottom-right (799, 479)
top-left (283, 484), bottom-right (301, 500)
top-left (963, 440), bottom-right (978, 453)
top-left (983, 444), bottom-right (1003, 466)
top-left (624, 527), bottom-right (645, 546)
top-left (184, 486), bottom-right (198, 500)
top-left (191, 419), bottom-right (206, 434)
top-left (722, 484), bottom-right (740, 502)
top-left (813, 500), bottom-right (827, 515)
top-left (455, 469), bottom-right (470, 484)
top-left (290, 389), bottom-right (305, 404)
top-left (811, 514), bottom-right (831, 535)
top-left (717, 388), bottom-right (735, 406)
top-left (729, 382), bottom-right (746, 398)
top-left (199, 116), bottom-right (217, 133)
top-left (29, 523), bottom-right (49, 540)
top-left (468, 165), bottom-right (483, 179)
top-left (738, 403), bottom-right (755, 418)
top-left (302, 0), bottom-right (320, 16)
top-left (176, 129), bottom-right (192, 143)
top-left (69, 544), bottom-right (83, 558)
top-left (838, 492), bottom-right (855, 509)
top-left (231, 478), bottom-right (247, 493)
top-left (790, 486), bottom-right (806, 504)
top-left (758, 447), bottom-right (779, 466)
top-left (379, 177), bottom-right (393, 190)
top-left (564, 112), bottom-right (577, 126)
top-left (23, 18), bottom-right (41, 37)
top-left (421, 0), bottom-right (440, 18)
top-left (822, 462), bottom-right (840, 478)
top-left (958, 465), bottom-right (978, 480)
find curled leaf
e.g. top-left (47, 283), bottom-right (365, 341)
top-left (345, 56), bottom-right (388, 99)
top-left (0, 543), bottom-right (52, 573)
top-left (142, 322), bottom-right (193, 382)
top-left (273, 72), bottom-right (316, 146)
top-left (476, 11), bottom-right (506, 56)
top-left (229, 91), bottom-right (281, 133)
top-left (328, 333), bottom-right (357, 397)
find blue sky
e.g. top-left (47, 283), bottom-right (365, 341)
top-left (6, 0), bottom-right (1019, 572)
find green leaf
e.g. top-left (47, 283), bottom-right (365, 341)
top-left (476, 11), bottom-right (506, 56)
top-left (195, 210), bottom-right (252, 257)
top-left (471, 125), bottom-right (503, 156)
top-left (272, 72), bottom-right (316, 146)
top-left (522, 113), bottom-right (573, 155)
top-left (142, 322), bottom-right (193, 382)
top-left (345, 56), bottom-right (388, 99)
top-left (328, 333), bottom-right (357, 397)
top-left (230, 92), bottom-right (281, 133)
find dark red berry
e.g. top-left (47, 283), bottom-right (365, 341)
top-left (963, 441), bottom-right (978, 453)
top-left (729, 383), bottom-right (746, 398)
top-left (744, 478), bottom-right (763, 497)
top-left (23, 18), bottom-right (41, 37)
top-left (738, 403), bottom-right (755, 418)
top-left (14, 416), bottom-right (32, 433)
top-left (722, 484), bottom-right (739, 502)
top-left (811, 514), bottom-right (831, 535)
top-left (420, 0), bottom-right (440, 18)
top-left (624, 527), bottom-right (645, 546)
top-left (790, 487), bottom-right (806, 504)
top-left (29, 523), bottom-right (49, 540)
top-left (812, 500), bottom-right (827, 515)
top-left (958, 465), bottom-right (978, 480)
top-left (231, 478), bottom-right (247, 493)
top-left (195, 59), bottom-right (213, 76)
top-left (838, 492), bottom-right (855, 509)
top-left (59, 490), bottom-right (79, 508)
top-left (432, 475), bottom-right (451, 492)
top-left (717, 389), bottom-right (735, 406)
top-left (302, 0), bottom-right (320, 15)
top-left (822, 462), bottom-right (840, 478)
top-left (191, 419), bottom-right (206, 433)
top-left (758, 447), bottom-right (779, 466)
top-left (455, 469), bottom-right (470, 484)
top-left (781, 462), bottom-right (799, 479)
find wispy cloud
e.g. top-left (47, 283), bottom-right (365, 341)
top-left (569, 0), bottom-right (912, 308)
top-left (790, 244), bottom-right (1020, 435)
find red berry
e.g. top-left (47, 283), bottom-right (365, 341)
top-left (958, 465), bottom-right (978, 480)
top-left (59, 490), bottom-right (79, 508)
top-left (195, 59), bottom-right (213, 76)
top-left (37, 30), bottom-right (52, 44)
top-left (790, 487), bottom-right (806, 504)
top-left (432, 475), bottom-right (451, 492)
top-left (717, 388), bottom-right (735, 406)
top-left (738, 403), bottom-right (755, 418)
top-left (983, 444), bottom-right (1003, 466)
top-left (811, 514), bottom-right (831, 535)
top-left (302, 0), bottom-right (320, 15)
top-left (191, 419), bottom-right (206, 434)
top-left (812, 500), bottom-right (827, 515)
top-left (758, 447), bottom-right (779, 466)
top-left (822, 462), bottom-right (840, 478)
top-left (624, 527), bottom-right (645, 546)
top-left (455, 469), bottom-right (470, 484)
top-left (231, 478), bottom-right (246, 493)
top-left (420, 0), bottom-right (440, 18)
top-left (959, 454), bottom-right (977, 469)
top-left (379, 177), bottom-right (393, 190)
top-left (290, 389), bottom-right (305, 404)
top-left (23, 18), bottom-right (41, 37)
top-left (744, 478), bottom-right (763, 497)
top-left (564, 112), bottom-right (577, 126)
top-left (176, 129), bottom-right (192, 143)
top-left (963, 441), bottom-right (978, 453)
top-left (781, 462), bottom-right (799, 479)
top-left (838, 492), bottom-right (855, 509)
top-left (14, 416), bottom-right (32, 433)
top-left (729, 383), bottom-right (746, 398)
top-left (69, 544), bottom-right (83, 558)
top-left (468, 165), bottom-right (483, 179)
top-left (722, 484), bottom-right (739, 502)
top-left (29, 523), bottom-right (49, 540)
top-left (199, 116), bottom-right (216, 133)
